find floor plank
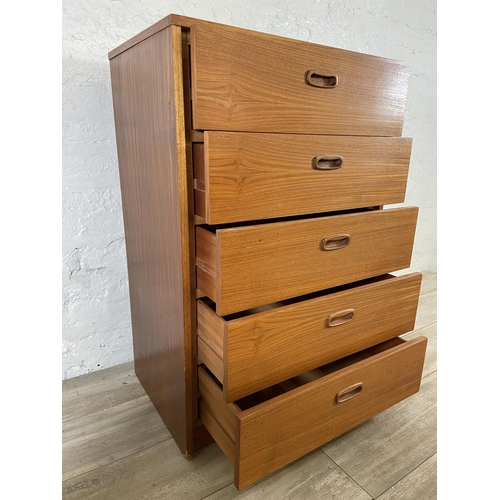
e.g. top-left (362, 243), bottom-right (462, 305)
top-left (403, 322), bottom-right (436, 377)
top-left (376, 453), bottom-right (437, 500)
top-left (202, 449), bottom-right (371, 500)
top-left (62, 394), bottom-right (172, 481)
top-left (62, 361), bottom-right (145, 422)
top-left (420, 272), bottom-right (437, 296)
top-left (321, 372), bottom-right (437, 498)
top-left (414, 291), bottom-right (437, 331)
top-left (62, 276), bottom-right (437, 498)
top-left (62, 441), bottom-right (234, 500)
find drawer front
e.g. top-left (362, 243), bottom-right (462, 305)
top-left (195, 133), bottom-right (412, 224)
top-left (196, 207), bottom-right (418, 316)
top-left (197, 273), bottom-right (422, 402)
top-left (191, 23), bottom-right (409, 136)
top-left (199, 336), bottom-right (428, 489)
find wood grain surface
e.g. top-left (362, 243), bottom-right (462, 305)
top-left (62, 273), bottom-right (436, 499)
top-left (195, 132), bottom-right (412, 224)
top-left (322, 371), bottom-right (437, 497)
top-left (199, 336), bottom-right (427, 489)
top-left (107, 13), bottom-right (425, 492)
top-left (110, 25), bottom-right (196, 454)
top-left (197, 273), bottom-right (422, 402)
top-left (196, 207), bottom-right (418, 315)
top-left (191, 21), bottom-right (409, 136)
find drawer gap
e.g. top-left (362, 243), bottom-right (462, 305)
top-left (235, 337), bottom-right (407, 410)
top-left (201, 273), bottom-right (397, 321)
top-left (198, 205), bottom-right (381, 232)
top-left (193, 141), bottom-right (206, 221)
top-left (202, 336), bottom-right (407, 412)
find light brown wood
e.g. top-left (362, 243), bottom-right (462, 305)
top-left (197, 296), bottom-right (223, 355)
top-left (196, 266), bottom-right (217, 302)
top-left (195, 133), bottom-right (413, 224)
top-left (197, 335), bottom-right (223, 382)
top-left (322, 371), bottom-right (437, 497)
top-left (108, 13), bottom-right (179, 60)
top-left (62, 273), bottom-right (436, 499)
top-left (195, 223), bottom-right (217, 274)
top-left (199, 402), bottom-right (235, 465)
top-left (109, 25), bottom-right (197, 455)
top-left (107, 14), bottom-right (426, 491)
top-left (191, 22), bottom-right (409, 136)
top-left (199, 336), bottom-right (427, 489)
top-left (197, 273), bottom-right (422, 401)
top-left (191, 130), bottom-right (204, 142)
top-left (198, 367), bottom-right (241, 444)
top-left (196, 207), bottom-right (418, 316)
top-left (192, 142), bottom-right (206, 219)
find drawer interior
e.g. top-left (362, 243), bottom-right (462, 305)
top-left (206, 336), bottom-right (407, 412)
top-left (202, 273), bottom-right (397, 321)
top-left (197, 271), bottom-right (422, 402)
top-left (199, 334), bottom-right (427, 489)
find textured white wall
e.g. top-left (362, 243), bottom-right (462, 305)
top-left (62, 0), bottom-right (437, 379)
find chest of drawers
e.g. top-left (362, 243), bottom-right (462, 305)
top-left (109, 14), bottom-right (427, 490)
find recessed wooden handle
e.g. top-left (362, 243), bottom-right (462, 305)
top-left (327, 309), bottom-right (355, 327)
top-left (335, 382), bottom-right (363, 403)
top-left (313, 155), bottom-right (343, 170)
top-left (306, 71), bottom-right (338, 88)
top-left (321, 234), bottom-right (350, 250)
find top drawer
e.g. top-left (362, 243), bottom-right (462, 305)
top-left (191, 23), bottom-right (409, 136)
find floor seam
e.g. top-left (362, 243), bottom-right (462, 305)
top-left (405, 320), bottom-right (436, 336)
top-left (198, 481), bottom-right (234, 499)
top-left (421, 367), bottom-right (437, 381)
top-left (318, 448), bottom-right (375, 499)
top-left (62, 388), bottom-right (148, 424)
top-left (372, 452), bottom-right (437, 498)
top-left (62, 436), bottom-right (173, 485)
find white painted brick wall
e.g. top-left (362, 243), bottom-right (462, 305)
top-left (62, 0), bottom-right (436, 379)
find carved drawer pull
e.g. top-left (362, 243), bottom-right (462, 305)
top-left (306, 70), bottom-right (339, 88)
top-left (313, 155), bottom-right (344, 170)
top-left (327, 309), bottom-right (355, 327)
top-left (336, 382), bottom-right (363, 403)
top-left (321, 234), bottom-right (350, 250)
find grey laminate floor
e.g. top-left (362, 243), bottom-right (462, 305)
top-left (62, 273), bottom-right (437, 500)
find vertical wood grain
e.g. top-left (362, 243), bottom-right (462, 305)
top-left (110, 25), bottom-right (194, 455)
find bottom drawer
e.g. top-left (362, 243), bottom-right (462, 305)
top-left (199, 335), bottom-right (427, 490)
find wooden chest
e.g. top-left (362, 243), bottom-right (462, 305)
top-left (109, 14), bottom-right (426, 490)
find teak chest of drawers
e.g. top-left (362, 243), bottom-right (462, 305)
top-left (109, 14), bottom-right (427, 490)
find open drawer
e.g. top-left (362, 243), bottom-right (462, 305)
top-left (196, 206), bottom-right (418, 316)
top-left (198, 272), bottom-right (422, 402)
top-left (199, 335), bottom-right (427, 490)
top-left (193, 133), bottom-right (412, 224)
